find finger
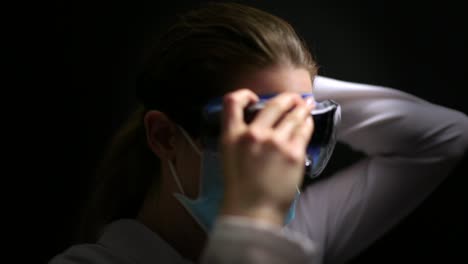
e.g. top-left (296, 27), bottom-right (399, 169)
top-left (275, 101), bottom-right (314, 141)
top-left (222, 89), bottom-right (259, 137)
top-left (251, 93), bottom-right (302, 129)
top-left (291, 115), bottom-right (314, 149)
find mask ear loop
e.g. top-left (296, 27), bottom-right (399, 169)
top-left (177, 126), bottom-right (201, 156)
top-left (168, 161), bottom-right (186, 195)
top-left (154, 131), bottom-right (186, 194)
top-left (171, 125), bottom-right (203, 198)
top-left (167, 125), bottom-right (201, 196)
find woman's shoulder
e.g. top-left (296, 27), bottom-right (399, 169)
top-left (49, 219), bottom-right (190, 264)
top-left (49, 243), bottom-right (131, 264)
top-left (48, 219), bottom-right (144, 264)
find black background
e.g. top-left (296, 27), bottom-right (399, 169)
top-left (18, 0), bottom-right (467, 262)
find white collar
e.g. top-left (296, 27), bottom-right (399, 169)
top-left (98, 219), bottom-right (192, 264)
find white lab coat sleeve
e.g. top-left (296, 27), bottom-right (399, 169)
top-left (201, 216), bottom-right (318, 264)
top-left (286, 75), bottom-right (468, 264)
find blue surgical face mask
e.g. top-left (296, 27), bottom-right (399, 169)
top-left (169, 127), bottom-right (300, 233)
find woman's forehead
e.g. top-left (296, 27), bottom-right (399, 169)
top-left (233, 66), bottom-right (314, 95)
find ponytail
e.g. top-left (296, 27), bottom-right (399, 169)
top-left (76, 105), bottom-right (160, 242)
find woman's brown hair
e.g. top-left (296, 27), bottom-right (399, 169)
top-left (78, 2), bottom-right (317, 242)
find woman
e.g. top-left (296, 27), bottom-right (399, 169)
top-left (50, 2), bottom-right (468, 264)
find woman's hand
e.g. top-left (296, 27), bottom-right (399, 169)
top-left (220, 89), bottom-right (315, 226)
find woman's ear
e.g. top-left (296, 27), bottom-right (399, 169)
top-left (144, 110), bottom-right (177, 160)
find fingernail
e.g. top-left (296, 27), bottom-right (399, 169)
top-left (306, 97), bottom-right (315, 106)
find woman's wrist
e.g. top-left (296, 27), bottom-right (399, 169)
top-left (220, 199), bottom-right (286, 227)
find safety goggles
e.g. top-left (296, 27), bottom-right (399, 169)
top-left (200, 93), bottom-right (341, 179)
